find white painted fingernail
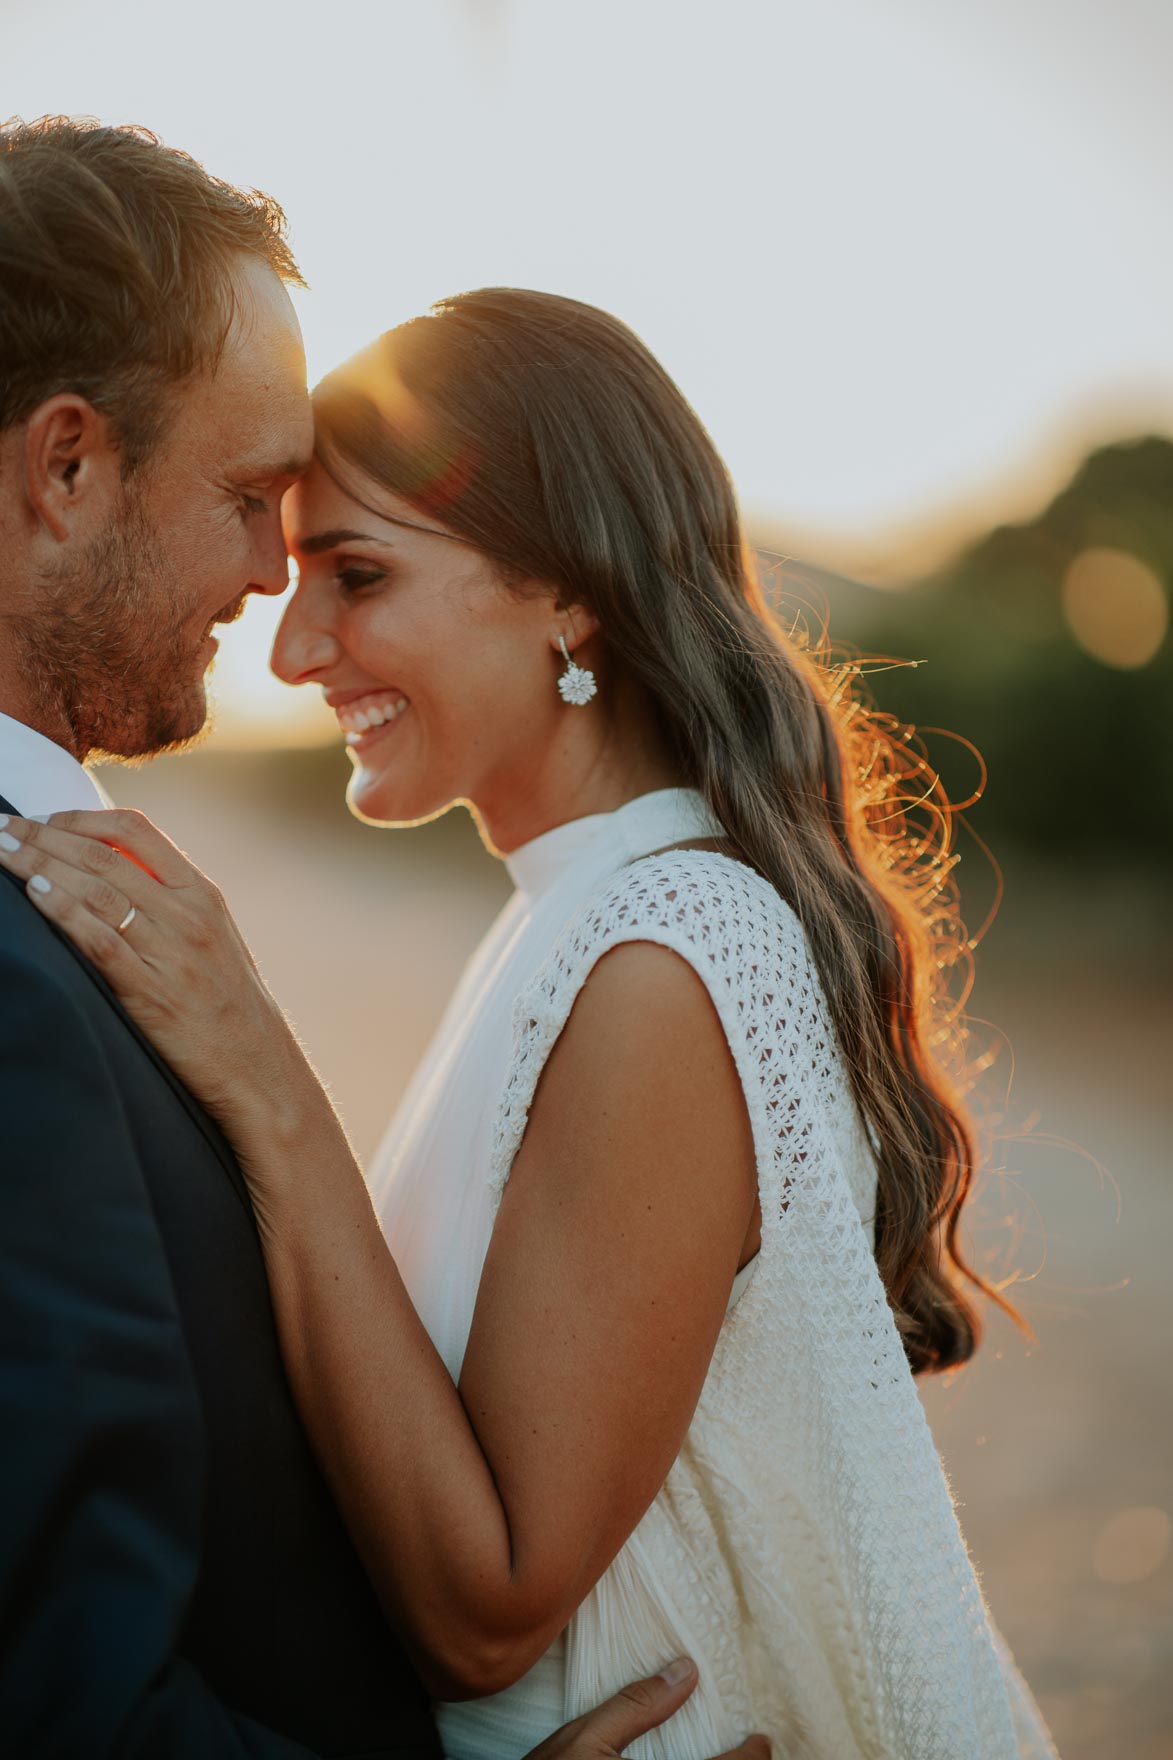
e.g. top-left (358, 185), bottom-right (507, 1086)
top-left (29, 874), bottom-right (51, 894)
top-left (0, 831), bottom-right (21, 852)
top-left (0, 814), bottom-right (8, 829)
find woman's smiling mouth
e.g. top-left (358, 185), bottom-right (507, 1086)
top-left (333, 690), bottom-right (411, 748)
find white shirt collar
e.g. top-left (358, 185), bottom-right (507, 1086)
top-left (504, 787), bottom-right (724, 899)
top-left (0, 711), bottom-right (111, 818)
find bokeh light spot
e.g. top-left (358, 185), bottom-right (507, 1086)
top-left (1093, 1505), bottom-right (1171, 1585)
top-left (1062, 547), bottom-right (1168, 669)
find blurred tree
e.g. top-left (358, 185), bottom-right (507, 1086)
top-left (787, 437), bottom-right (1173, 873)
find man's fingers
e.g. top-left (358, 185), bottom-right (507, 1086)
top-left (576, 1659), bottom-right (697, 1753)
top-left (518, 1659), bottom-right (771, 1760)
top-left (711, 1737), bottom-right (771, 1760)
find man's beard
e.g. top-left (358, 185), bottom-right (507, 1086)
top-left (18, 486), bottom-right (227, 764)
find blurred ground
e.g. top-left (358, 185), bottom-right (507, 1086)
top-left (104, 744), bottom-right (1172, 1760)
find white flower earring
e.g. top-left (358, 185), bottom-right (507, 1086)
top-left (557, 636), bottom-right (597, 706)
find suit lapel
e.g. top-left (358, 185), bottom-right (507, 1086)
top-left (0, 791), bottom-right (254, 1217)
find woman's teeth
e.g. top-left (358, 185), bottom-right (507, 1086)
top-left (336, 694), bottom-right (410, 738)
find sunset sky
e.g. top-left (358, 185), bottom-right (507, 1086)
top-left (7, 0), bottom-right (1173, 738)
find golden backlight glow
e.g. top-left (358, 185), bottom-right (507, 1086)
top-left (1061, 546), bottom-right (1169, 669)
top-left (207, 586), bottom-right (337, 750)
top-left (8, 0), bottom-right (1173, 746)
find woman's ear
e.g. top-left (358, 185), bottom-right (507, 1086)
top-left (22, 394), bottom-right (122, 542)
top-left (550, 600), bottom-right (601, 654)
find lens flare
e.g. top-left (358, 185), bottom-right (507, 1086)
top-left (1061, 547), bottom-right (1168, 669)
top-left (1093, 1506), bottom-right (1171, 1585)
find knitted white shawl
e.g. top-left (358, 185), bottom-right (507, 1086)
top-left (490, 850), bottom-right (1056, 1760)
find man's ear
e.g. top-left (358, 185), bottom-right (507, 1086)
top-left (22, 394), bottom-right (122, 541)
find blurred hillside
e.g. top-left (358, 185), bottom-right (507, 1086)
top-left (782, 437), bottom-right (1172, 930)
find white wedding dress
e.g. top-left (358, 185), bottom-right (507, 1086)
top-left (369, 789), bottom-right (1056, 1760)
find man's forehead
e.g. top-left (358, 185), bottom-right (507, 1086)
top-left (219, 316), bottom-right (307, 403)
top-left (215, 258), bottom-right (308, 401)
top-left (209, 373), bottom-right (312, 475)
top-left (226, 253), bottom-right (305, 347)
top-left (161, 260), bottom-right (312, 476)
top-left (169, 379), bottom-right (312, 491)
top-left (211, 339), bottom-right (313, 477)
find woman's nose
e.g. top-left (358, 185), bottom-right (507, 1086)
top-left (270, 575), bottom-right (342, 685)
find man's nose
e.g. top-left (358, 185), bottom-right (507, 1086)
top-left (270, 574), bottom-right (341, 685)
top-left (251, 511), bottom-right (295, 598)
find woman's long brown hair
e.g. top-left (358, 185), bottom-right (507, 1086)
top-left (313, 287), bottom-right (1022, 1374)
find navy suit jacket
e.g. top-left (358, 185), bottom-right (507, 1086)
top-left (0, 790), bottom-right (441, 1758)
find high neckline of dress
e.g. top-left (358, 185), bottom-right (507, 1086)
top-left (504, 787), bottom-right (723, 900)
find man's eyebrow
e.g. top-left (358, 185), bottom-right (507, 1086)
top-left (238, 457), bottom-right (314, 485)
top-left (294, 528), bottom-right (396, 555)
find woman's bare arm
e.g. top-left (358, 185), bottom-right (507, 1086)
top-left (251, 943), bottom-right (758, 1697)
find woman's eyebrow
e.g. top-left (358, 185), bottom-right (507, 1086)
top-left (294, 528), bottom-right (397, 555)
top-left (295, 513), bottom-right (474, 553)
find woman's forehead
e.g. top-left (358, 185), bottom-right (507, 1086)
top-left (282, 461), bottom-right (461, 553)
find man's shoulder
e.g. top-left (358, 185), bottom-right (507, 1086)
top-left (0, 875), bottom-right (166, 1104)
top-left (0, 872), bottom-right (108, 1024)
top-left (0, 868), bottom-right (249, 1203)
top-left (0, 874), bottom-right (206, 1201)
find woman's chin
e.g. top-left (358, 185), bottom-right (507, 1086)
top-left (345, 763), bottom-right (451, 830)
top-left (346, 768), bottom-right (403, 826)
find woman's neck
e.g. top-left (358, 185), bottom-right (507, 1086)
top-left (476, 761), bottom-right (688, 858)
top-left (473, 686), bottom-right (686, 857)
